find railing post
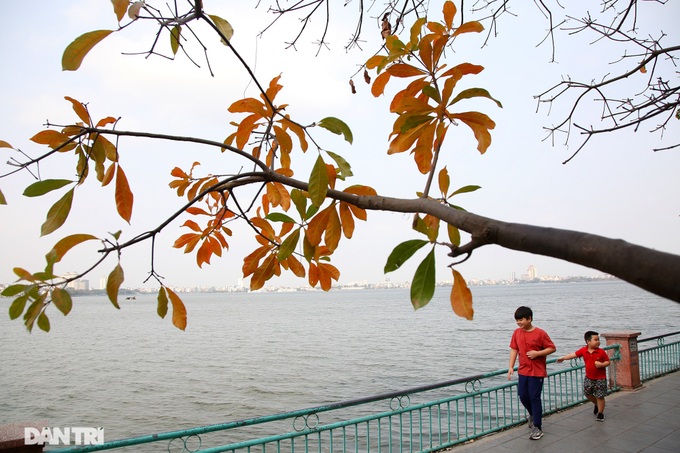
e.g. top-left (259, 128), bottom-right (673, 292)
top-left (0, 421), bottom-right (46, 452)
top-left (602, 331), bottom-right (642, 390)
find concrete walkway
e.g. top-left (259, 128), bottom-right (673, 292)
top-left (448, 371), bottom-right (680, 453)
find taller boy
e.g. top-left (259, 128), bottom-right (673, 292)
top-left (508, 306), bottom-right (556, 440)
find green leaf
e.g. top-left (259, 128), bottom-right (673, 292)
top-left (2, 284), bottom-right (26, 297)
top-left (265, 212), bottom-right (296, 223)
top-left (422, 85), bottom-right (441, 103)
top-left (23, 179), bottom-right (74, 197)
top-left (449, 88), bottom-right (503, 108)
top-left (170, 25), bottom-right (181, 55)
top-left (278, 229), bottom-right (300, 261)
top-left (106, 264), bottom-right (124, 309)
top-left (9, 294), bottom-right (29, 320)
top-left (447, 224), bottom-right (461, 247)
top-left (308, 155), bottom-right (328, 207)
top-left (326, 150), bottom-right (353, 180)
top-left (384, 239), bottom-right (429, 273)
top-left (51, 288), bottom-right (73, 316)
top-left (208, 14), bottom-right (234, 44)
top-left (290, 189), bottom-right (308, 220)
top-left (410, 248), bottom-right (436, 310)
top-left (0, 188), bottom-right (6, 205)
top-left (37, 312), bottom-right (51, 332)
top-left (317, 117), bottom-right (353, 144)
top-left (157, 287), bottom-right (168, 319)
top-left (62, 30), bottom-right (114, 71)
top-left (401, 114), bottom-right (432, 133)
top-left (450, 184), bottom-right (482, 197)
top-left (40, 188), bottom-right (75, 236)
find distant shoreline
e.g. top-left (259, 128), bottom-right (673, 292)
top-left (41, 275), bottom-right (619, 297)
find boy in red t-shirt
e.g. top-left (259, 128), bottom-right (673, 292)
top-left (508, 306), bottom-right (556, 440)
top-left (557, 331), bottom-right (611, 421)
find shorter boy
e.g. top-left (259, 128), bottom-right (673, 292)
top-left (556, 331), bottom-right (611, 421)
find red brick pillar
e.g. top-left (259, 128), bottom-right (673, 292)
top-left (602, 331), bottom-right (642, 390)
top-left (0, 421), bottom-right (46, 452)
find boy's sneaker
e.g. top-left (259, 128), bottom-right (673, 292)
top-left (593, 404), bottom-right (598, 415)
top-left (527, 415), bottom-right (534, 429)
top-left (596, 412), bottom-right (605, 422)
top-left (529, 427), bottom-right (544, 440)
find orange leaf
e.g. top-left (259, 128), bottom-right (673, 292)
top-left (111, 0), bottom-right (130, 22)
top-left (338, 202), bottom-right (355, 239)
top-left (371, 71), bottom-right (392, 97)
top-left (64, 96), bottom-right (91, 125)
top-left (443, 1), bottom-right (457, 30)
top-left (451, 269), bottom-right (474, 320)
top-left (228, 98), bottom-right (268, 118)
top-left (242, 245), bottom-right (272, 277)
top-left (317, 262), bottom-right (340, 291)
top-left (306, 207), bottom-right (332, 246)
top-left (285, 254), bottom-right (306, 278)
top-left (165, 287), bottom-right (188, 330)
top-left (387, 63), bottom-right (426, 78)
top-left (31, 130), bottom-right (71, 149)
top-left (308, 262), bottom-right (319, 287)
top-left (453, 21), bottom-right (484, 37)
top-left (449, 111), bottom-right (495, 154)
top-left (366, 55), bottom-right (386, 70)
top-left (251, 254), bottom-right (278, 290)
top-left (324, 206), bottom-right (342, 252)
top-left (115, 165), bottom-right (134, 223)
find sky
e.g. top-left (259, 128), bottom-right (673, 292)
top-left (1, 0), bottom-right (679, 291)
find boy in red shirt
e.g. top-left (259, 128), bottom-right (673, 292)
top-left (557, 331), bottom-right (611, 421)
top-left (508, 306), bottom-right (556, 440)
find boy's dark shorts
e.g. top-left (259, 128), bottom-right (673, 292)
top-left (583, 377), bottom-right (607, 398)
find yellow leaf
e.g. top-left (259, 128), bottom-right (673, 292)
top-left (62, 30), bottom-right (114, 71)
top-left (157, 287), bottom-right (168, 319)
top-left (438, 167), bottom-right (450, 196)
top-left (106, 264), bottom-right (124, 309)
top-left (115, 165), bottom-right (134, 223)
top-left (111, 0), bottom-right (130, 22)
top-left (450, 269), bottom-right (474, 320)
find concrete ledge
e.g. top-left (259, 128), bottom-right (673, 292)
top-left (0, 421), bottom-right (47, 452)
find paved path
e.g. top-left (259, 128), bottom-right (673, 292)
top-left (448, 371), bottom-right (680, 453)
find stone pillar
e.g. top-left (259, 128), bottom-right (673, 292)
top-left (602, 331), bottom-right (642, 390)
top-left (0, 421), bottom-right (46, 452)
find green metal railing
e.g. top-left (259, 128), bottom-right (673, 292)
top-left (638, 331), bottom-right (680, 381)
top-left (51, 345), bottom-right (623, 453)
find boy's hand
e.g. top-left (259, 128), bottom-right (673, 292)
top-left (556, 357), bottom-right (564, 363)
top-left (507, 369), bottom-right (514, 380)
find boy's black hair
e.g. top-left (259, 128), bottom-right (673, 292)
top-left (584, 331), bottom-right (599, 342)
top-left (514, 306), bottom-right (533, 320)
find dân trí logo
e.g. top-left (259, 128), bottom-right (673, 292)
top-left (24, 427), bottom-right (104, 446)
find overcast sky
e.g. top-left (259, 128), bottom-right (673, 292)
top-left (1, 1), bottom-right (679, 291)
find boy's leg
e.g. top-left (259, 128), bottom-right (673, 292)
top-left (527, 377), bottom-right (545, 428)
top-left (583, 377), bottom-right (598, 413)
top-left (517, 375), bottom-right (532, 414)
top-left (596, 397), bottom-right (605, 413)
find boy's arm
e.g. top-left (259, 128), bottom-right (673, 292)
top-left (556, 352), bottom-right (577, 363)
top-left (508, 348), bottom-right (518, 380)
top-left (595, 352), bottom-right (611, 368)
top-left (526, 346), bottom-right (556, 360)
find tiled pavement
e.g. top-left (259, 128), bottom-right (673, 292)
top-left (447, 371), bottom-right (680, 453)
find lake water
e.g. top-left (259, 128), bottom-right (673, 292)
top-left (1, 281), bottom-right (678, 444)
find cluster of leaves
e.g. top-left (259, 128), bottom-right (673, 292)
top-left (1, 0), bottom-right (501, 332)
top-left (366, 1), bottom-right (502, 318)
